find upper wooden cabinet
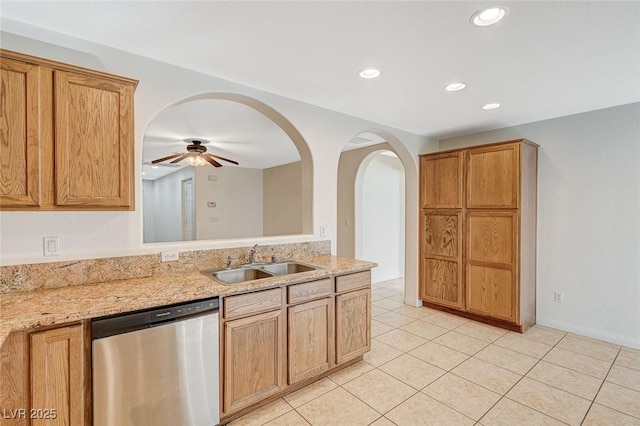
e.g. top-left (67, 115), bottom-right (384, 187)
top-left (0, 49), bottom-right (137, 210)
top-left (55, 71), bottom-right (134, 207)
top-left (0, 57), bottom-right (43, 207)
top-left (419, 139), bottom-right (538, 332)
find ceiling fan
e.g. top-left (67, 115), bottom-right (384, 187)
top-left (151, 139), bottom-right (239, 168)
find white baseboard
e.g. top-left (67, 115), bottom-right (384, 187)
top-left (404, 297), bottom-right (422, 308)
top-left (537, 317), bottom-right (640, 349)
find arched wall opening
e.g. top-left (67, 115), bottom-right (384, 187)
top-left (355, 150), bottom-right (405, 283)
top-left (337, 130), bottom-right (419, 305)
top-left (141, 92), bottom-right (313, 244)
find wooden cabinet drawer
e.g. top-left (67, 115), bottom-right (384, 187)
top-left (223, 288), bottom-right (282, 319)
top-left (336, 271), bottom-right (371, 293)
top-left (287, 279), bottom-right (333, 304)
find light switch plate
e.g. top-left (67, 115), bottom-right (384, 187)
top-left (43, 236), bottom-right (60, 256)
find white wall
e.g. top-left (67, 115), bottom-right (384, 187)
top-left (357, 153), bottom-right (405, 283)
top-left (439, 103), bottom-right (640, 348)
top-left (144, 167), bottom-right (195, 243)
top-left (263, 162), bottom-right (303, 236)
top-left (0, 20), bottom-right (433, 280)
top-left (195, 166), bottom-right (263, 239)
top-left (338, 143), bottom-right (395, 258)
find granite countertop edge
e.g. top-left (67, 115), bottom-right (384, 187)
top-left (0, 255), bottom-right (377, 347)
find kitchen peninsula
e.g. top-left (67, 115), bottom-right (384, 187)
top-left (0, 242), bottom-right (376, 425)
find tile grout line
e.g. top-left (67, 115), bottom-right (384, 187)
top-left (241, 280), bottom-right (636, 425)
top-left (577, 347), bottom-right (640, 425)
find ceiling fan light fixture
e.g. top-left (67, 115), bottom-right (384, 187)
top-left (185, 155), bottom-right (207, 167)
top-left (471, 7), bottom-right (506, 27)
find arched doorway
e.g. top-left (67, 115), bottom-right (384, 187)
top-left (355, 150), bottom-right (405, 283)
top-left (337, 132), bottom-right (406, 285)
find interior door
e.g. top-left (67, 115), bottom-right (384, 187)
top-left (181, 178), bottom-right (195, 240)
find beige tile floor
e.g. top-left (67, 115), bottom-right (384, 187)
top-left (229, 278), bottom-right (640, 426)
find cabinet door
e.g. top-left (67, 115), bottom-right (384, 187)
top-left (420, 211), bottom-right (463, 309)
top-left (335, 288), bottom-right (370, 364)
top-left (288, 297), bottom-right (334, 384)
top-left (466, 212), bottom-right (518, 321)
top-left (420, 152), bottom-right (463, 208)
top-left (0, 58), bottom-right (41, 207)
top-left (0, 331), bottom-right (29, 426)
top-left (30, 324), bottom-right (87, 426)
top-left (54, 70), bottom-right (134, 208)
top-left (223, 309), bottom-right (286, 415)
top-left (467, 144), bottom-right (519, 209)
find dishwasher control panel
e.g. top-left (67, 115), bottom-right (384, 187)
top-left (92, 297), bottom-right (219, 339)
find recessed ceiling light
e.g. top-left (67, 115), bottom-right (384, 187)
top-left (482, 103), bottom-right (501, 110)
top-left (151, 165), bottom-right (160, 169)
top-left (446, 82), bottom-right (466, 92)
top-left (471, 7), bottom-right (506, 27)
top-left (359, 68), bottom-right (381, 79)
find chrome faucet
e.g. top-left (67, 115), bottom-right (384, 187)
top-left (225, 255), bottom-right (232, 270)
top-left (248, 244), bottom-right (258, 264)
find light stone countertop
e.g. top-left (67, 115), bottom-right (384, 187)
top-left (0, 255), bottom-right (376, 347)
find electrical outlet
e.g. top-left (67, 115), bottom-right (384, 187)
top-left (554, 291), bottom-right (564, 303)
top-left (319, 225), bottom-right (327, 237)
top-left (161, 251), bottom-right (179, 262)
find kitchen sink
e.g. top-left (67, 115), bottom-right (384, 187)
top-left (260, 261), bottom-right (319, 276)
top-left (202, 268), bottom-right (274, 285)
top-left (201, 261), bottom-right (322, 285)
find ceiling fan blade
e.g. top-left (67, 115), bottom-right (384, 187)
top-left (169, 153), bottom-right (191, 164)
top-left (151, 153), bottom-right (182, 164)
top-left (208, 153), bottom-right (239, 165)
top-left (203, 155), bottom-right (223, 168)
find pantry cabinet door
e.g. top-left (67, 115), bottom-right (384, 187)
top-left (420, 211), bottom-right (464, 309)
top-left (466, 144), bottom-right (519, 209)
top-left (420, 152), bottom-right (463, 209)
top-left (466, 211), bottom-right (518, 322)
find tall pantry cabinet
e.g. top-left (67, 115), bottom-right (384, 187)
top-left (419, 139), bottom-right (538, 332)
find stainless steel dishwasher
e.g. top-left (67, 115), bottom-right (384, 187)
top-left (92, 297), bottom-right (220, 426)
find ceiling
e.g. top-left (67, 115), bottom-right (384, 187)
top-left (2, 1), bottom-right (639, 143)
top-left (142, 99), bottom-right (301, 179)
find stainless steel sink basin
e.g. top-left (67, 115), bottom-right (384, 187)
top-left (201, 261), bottom-right (322, 285)
top-left (260, 261), bottom-right (320, 276)
top-left (202, 268), bottom-right (273, 285)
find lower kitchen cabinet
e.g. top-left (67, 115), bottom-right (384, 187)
top-left (223, 308), bottom-right (286, 415)
top-left (336, 287), bottom-right (371, 364)
top-left (288, 297), bottom-right (334, 384)
top-left (31, 325), bottom-right (88, 426)
top-left (0, 323), bottom-right (89, 426)
top-left (220, 270), bottom-right (373, 422)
